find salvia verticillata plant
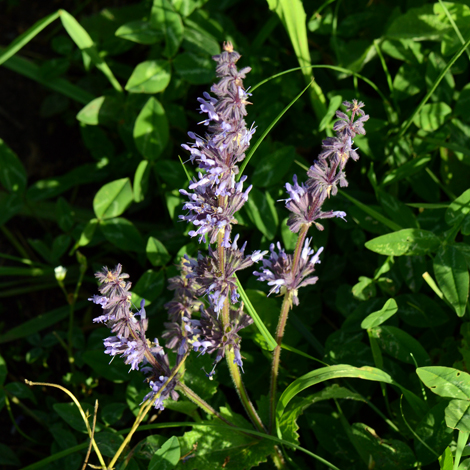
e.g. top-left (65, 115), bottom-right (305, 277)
top-left (88, 41), bottom-right (368, 460)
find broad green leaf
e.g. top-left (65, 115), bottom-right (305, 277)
top-left (251, 146), bottom-right (296, 188)
top-left (456, 83), bottom-right (470, 118)
top-left (277, 364), bottom-right (427, 438)
top-left (93, 178), bottom-right (133, 219)
top-left (133, 160), bottom-right (150, 203)
top-left (150, 0), bottom-right (184, 57)
top-left (434, 245), bottom-right (469, 317)
top-left (398, 256), bottom-right (426, 293)
top-left (393, 63), bottom-right (424, 101)
top-left (413, 102), bottom-right (452, 131)
top-left (76, 96), bottom-right (122, 125)
top-left (0, 301), bottom-right (87, 343)
top-left (173, 0), bottom-right (209, 16)
top-left (377, 190), bottom-right (418, 229)
top-left (0, 443), bottom-right (21, 466)
top-left (53, 402), bottom-right (100, 433)
top-left (82, 349), bottom-right (131, 382)
top-left (351, 422), bottom-right (416, 470)
top-left (0, 193), bottom-right (23, 226)
top-left (77, 218), bottom-right (99, 247)
top-left (445, 399), bottom-right (470, 432)
top-left (396, 293), bottom-right (448, 327)
top-left (426, 52), bottom-right (454, 103)
top-left (244, 188), bottom-right (278, 240)
top-left (131, 269), bottom-right (165, 306)
top-left (361, 298), bottom-right (398, 329)
top-left (173, 52), bottom-right (214, 84)
top-left (456, 243), bottom-right (470, 270)
top-left (94, 433), bottom-right (124, 458)
top-left (182, 27), bottom-right (220, 56)
top-left (56, 197), bottom-right (74, 232)
top-left (101, 403), bottom-right (127, 426)
top-left (125, 60), bottom-right (171, 94)
top-left (370, 325), bottom-right (430, 366)
top-left (352, 276), bottom-right (376, 301)
top-left (115, 20), bottom-right (163, 44)
top-left (439, 447), bottom-right (453, 470)
top-left (5, 382), bottom-right (37, 404)
top-left (100, 217), bottom-right (144, 252)
top-left (146, 237), bottom-right (171, 267)
top-left (415, 401), bottom-right (453, 466)
top-left (59, 10), bottom-right (122, 92)
top-left (446, 189), bottom-right (470, 226)
top-left (133, 97), bottom-right (169, 160)
top-left (149, 436), bottom-right (180, 470)
top-left (381, 38), bottom-right (424, 63)
top-left (0, 139), bottom-right (27, 193)
top-left (365, 228), bottom-right (440, 256)
top-left (417, 366), bottom-right (470, 399)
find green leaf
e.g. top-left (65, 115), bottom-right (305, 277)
top-left (93, 178), bottom-right (133, 220)
top-left (413, 102), bottom-right (452, 131)
top-left (352, 276), bottom-right (376, 301)
top-left (350, 422), bottom-right (416, 470)
top-left (251, 146), bottom-right (296, 188)
top-left (77, 218), bottom-right (99, 247)
top-left (131, 269), bottom-right (165, 305)
top-left (101, 403), bottom-right (127, 426)
top-left (361, 298), bottom-right (398, 329)
top-left (82, 349), bottom-right (131, 382)
top-left (100, 217), bottom-right (144, 252)
top-left (377, 190), bottom-right (418, 229)
top-left (370, 325), bottom-right (430, 366)
top-left (146, 237), bottom-right (171, 267)
top-left (149, 436), bottom-right (180, 470)
top-left (365, 228), bottom-right (440, 256)
top-left (5, 382), bottom-right (37, 404)
top-left (446, 189), bottom-right (470, 226)
top-left (277, 364), bottom-right (427, 438)
top-left (0, 443), bottom-right (21, 466)
top-left (150, 0), bottom-right (184, 57)
top-left (0, 355), bottom-right (6, 386)
top-left (133, 160), bottom-right (151, 203)
top-left (133, 97), bottom-right (169, 160)
top-left (173, 52), bottom-right (214, 84)
top-left (94, 432), bottom-right (124, 458)
top-left (381, 156), bottom-right (431, 187)
top-left (0, 193), bottom-right (23, 226)
top-left (0, 139), bottom-right (27, 193)
top-left (439, 447), bottom-right (453, 470)
top-left (115, 20), bottom-right (162, 44)
top-left (59, 10), bottom-right (122, 92)
top-left (415, 401), bottom-right (453, 466)
top-left (56, 197), bottom-right (74, 232)
top-left (319, 94), bottom-right (342, 131)
top-left (53, 402), bottom-right (99, 433)
top-left (244, 188), bottom-right (278, 240)
top-left (125, 60), bottom-right (171, 94)
top-left (0, 302), bottom-right (87, 343)
top-left (398, 256), bottom-right (426, 293)
top-left (445, 399), bottom-right (470, 432)
top-left (396, 293), bottom-right (448, 327)
top-left (182, 27), bottom-right (220, 56)
top-left (417, 366), bottom-right (470, 399)
top-left (76, 96), bottom-right (122, 126)
top-left (434, 245), bottom-right (469, 317)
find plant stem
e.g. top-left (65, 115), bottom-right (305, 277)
top-left (268, 223), bottom-right (308, 433)
top-left (177, 381), bottom-right (237, 428)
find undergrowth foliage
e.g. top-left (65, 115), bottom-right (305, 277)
top-left (1, 1), bottom-right (470, 470)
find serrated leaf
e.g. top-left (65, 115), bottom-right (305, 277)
top-left (133, 97), bottom-right (169, 160)
top-left (93, 178), bottom-right (133, 219)
top-left (146, 237), bottom-right (171, 266)
top-left (365, 228), bottom-right (440, 256)
top-left (0, 139), bottom-right (27, 193)
top-left (434, 245), bottom-right (469, 317)
top-left (125, 60), bottom-right (171, 94)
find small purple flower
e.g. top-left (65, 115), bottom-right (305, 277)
top-left (142, 376), bottom-right (179, 411)
top-left (254, 238), bottom-right (323, 306)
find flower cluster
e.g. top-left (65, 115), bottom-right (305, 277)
top-left (167, 42), bottom-right (262, 376)
top-left (254, 100), bottom-right (368, 303)
top-left (285, 100), bottom-right (369, 233)
top-left (89, 265), bottom-right (178, 410)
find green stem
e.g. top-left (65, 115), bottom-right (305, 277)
top-left (269, 224), bottom-right (309, 433)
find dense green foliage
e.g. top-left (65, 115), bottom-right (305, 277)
top-left (1, 0), bottom-right (470, 469)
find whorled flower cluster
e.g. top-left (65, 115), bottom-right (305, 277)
top-left (89, 265), bottom-right (178, 410)
top-left (180, 41), bottom-right (256, 244)
top-left (285, 100), bottom-right (369, 233)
